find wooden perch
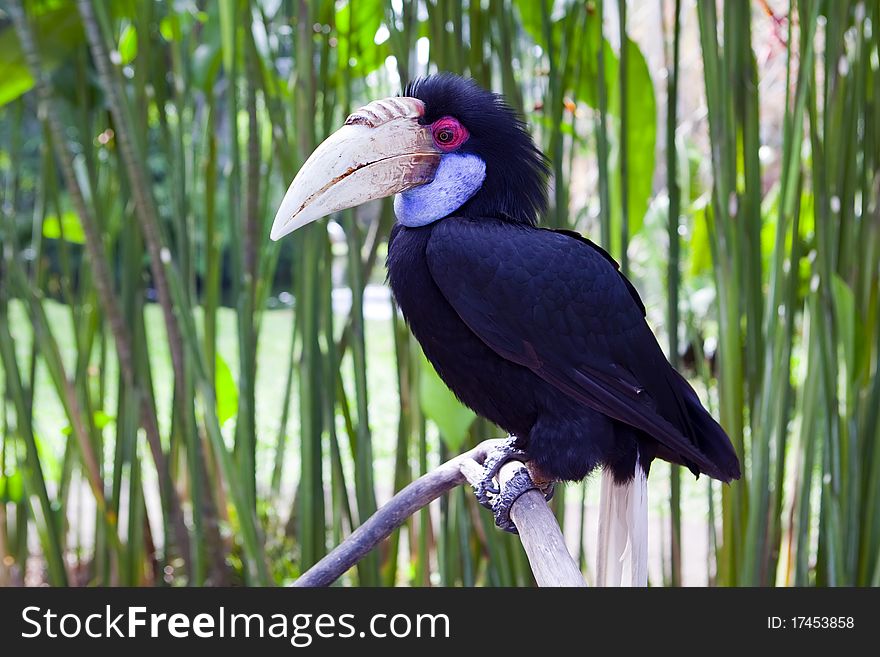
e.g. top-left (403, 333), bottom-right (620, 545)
top-left (292, 439), bottom-right (586, 587)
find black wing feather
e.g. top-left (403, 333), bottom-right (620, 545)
top-left (426, 217), bottom-right (738, 481)
top-left (552, 228), bottom-right (647, 316)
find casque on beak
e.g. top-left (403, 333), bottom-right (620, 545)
top-left (270, 97), bottom-right (441, 241)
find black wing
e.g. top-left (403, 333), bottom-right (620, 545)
top-left (426, 217), bottom-right (739, 481)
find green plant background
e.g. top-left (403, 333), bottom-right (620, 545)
top-left (0, 0), bottom-right (877, 587)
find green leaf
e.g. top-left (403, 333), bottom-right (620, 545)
top-left (574, 15), bottom-right (619, 109)
top-left (0, 3), bottom-right (85, 107)
top-left (218, 0), bottom-right (237, 74)
top-left (419, 353), bottom-right (475, 451)
top-left (192, 3), bottom-right (222, 91)
top-left (118, 23), bottom-right (138, 64)
top-left (513, 0), bottom-right (544, 45)
top-left (93, 410), bottom-right (114, 430)
top-left (688, 198), bottom-right (712, 277)
top-left (193, 42), bottom-right (222, 91)
top-left (42, 211), bottom-right (86, 244)
top-left (61, 410), bottom-right (115, 435)
top-left (608, 37), bottom-right (656, 244)
top-left (831, 274), bottom-right (855, 382)
top-left (557, 15), bottom-right (658, 246)
top-left (0, 470), bottom-right (25, 503)
top-left (335, 0), bottom-right (387, 77)
top-left (215, 353), bottom-right (239, 425)
top-left (159, 14), bottom-right (182, 42)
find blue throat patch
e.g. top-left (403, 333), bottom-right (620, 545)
top-left (394, 153), bottom-right (486, 227)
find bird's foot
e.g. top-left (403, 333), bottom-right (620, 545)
top-left (473, 435), bottom-right (527, 508)
top-left (473, 436), bottom-right (555, 534)
top-left (490, 467), bottom-right (556, 533)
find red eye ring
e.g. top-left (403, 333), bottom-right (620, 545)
top-left (431, 117), bottom-right (468, 152)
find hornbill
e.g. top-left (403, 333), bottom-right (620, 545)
top-left (270, 74), bottom-right (740, 586)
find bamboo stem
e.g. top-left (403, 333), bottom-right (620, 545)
top-left (664, 0), bottom-right (683, 588)
top-left (8, 0), bottom-right (192, 568)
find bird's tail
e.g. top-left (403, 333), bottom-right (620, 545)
top-left (670, 369), bottom-right (741, 482)
top-left (596, 452), bottom-right (648, 587)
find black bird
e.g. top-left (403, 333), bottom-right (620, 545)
top-left (271, 74), bottom-right (740, 585)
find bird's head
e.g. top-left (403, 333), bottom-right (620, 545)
top-left (270, 73), bottom-right (548, 240)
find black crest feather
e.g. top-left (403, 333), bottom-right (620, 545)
top-left (404, 74), bottom-right (550, 226)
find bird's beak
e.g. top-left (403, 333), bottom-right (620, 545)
top-left (270, 97), bottom-right (440, 241)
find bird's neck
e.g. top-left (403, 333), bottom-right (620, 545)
top-left (394, 153), bottom-right (486, 227)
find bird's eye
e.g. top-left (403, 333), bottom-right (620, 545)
top-left (431, 117), bottom-right (468, 152)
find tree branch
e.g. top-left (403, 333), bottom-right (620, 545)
top-left (293, 439), bottom-right (586, 587)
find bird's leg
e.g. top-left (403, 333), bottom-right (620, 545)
top-left (525, 461), bottom-right (556, 502)
top-left (473, 436), bottom-right (555, 533)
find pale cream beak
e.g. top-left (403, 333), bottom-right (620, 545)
top-left (270, 97), bottom-right (441, 241)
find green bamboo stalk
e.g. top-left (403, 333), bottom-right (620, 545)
top-left (385, 303), bottom-right (414, 586)
top-left (697, 0), bottom-right (746, 585)
top-left (539, 0), bottom-right (570, 229)
top-left (172, 0), bottom-right (226, 582)
top-left (341, 4), bottom-right (379, 584)
top-left (426, 0), bottom-right (445, 72)
top-left (8, 260), bottom-right (109, 512)
top-left (1, 100), bottom-right (34, 586)
top-left (9, 0), bottom-right (193, 572)
top-left (145, 0), bottom-right (210, 585)
top-left (595, 0), bottom-right (612, 249)
top-left (116, 180), bottom-right (150, 584)
top-left (0, 270), bottom-right (67, 586)
top-left (664, 0), bottom-right (683, 588)
top-left (759, 1), bottom-right (813, 585)
top-left (237, 4), bottom-right (261, 512)
top-left (468, 0), bottom-right (487, 85)
top-left (736, 0), bottom-right (775, 585)
top-left (457, 489), bottom-right (475, 586)
top-left (83, 0), bottom-right (268, 582)
top-left (794, 309), bottom-right (820, 586)
top-left (345, 224), bottom-right (380, 584)
top-left (491, 0), bottom-right (524, 114)
top-left (412, 340), bottom-right (429, 586)
top-left (124, 387), bottom-right (145, 585)
top-left (293, 0), bottom-right (327, 573)
top-left (843, 1), bottom-right (869, 584)
top-left (200, 93), bottom-right (234, 585)
top-left (479, 505), bottom-right (514, 586)
top-left (805, 0), bottom-right (847, 585)
top-left (735, 1), bottom-right (765, 419)
top-left (866, 305), bottom-right (880, 584)
top-left (77, 0), bottom-right (188, 437)
top-left (438, 468), bottom-right (455, 585)
top-left (576, 481), bottom-right (588, 575)
top-left (617, 0), bottom-right (629, 274)
top-left (271, 317), bottom-right (298, 496)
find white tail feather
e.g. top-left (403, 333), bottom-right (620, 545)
top-left (596, 452), bottom-right (648, 587)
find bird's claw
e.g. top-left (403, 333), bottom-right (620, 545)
top-left (473, 436), bottom-right (555, 534)
top-left (473, 436), bottom-right (527, 509)
top-left (492, 468), bottom-right (540, 532)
